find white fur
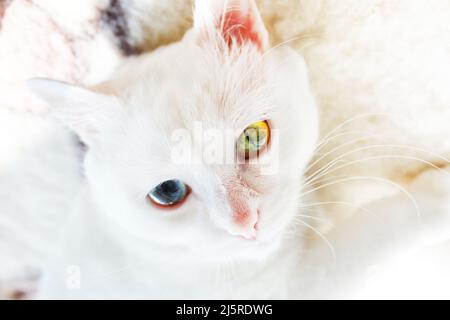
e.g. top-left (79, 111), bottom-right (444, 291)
top-left (29, 1), bottom-right (319, 296)
top-left (1, 0), bottom-right (450, 299)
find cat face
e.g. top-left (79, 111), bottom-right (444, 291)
top-left (28, 0), bottom-right (318, 261)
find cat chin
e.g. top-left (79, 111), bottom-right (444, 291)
top-left (186, 230), bottom-right (285, 263)
top-left (192, 241), bottom-right (282, 263)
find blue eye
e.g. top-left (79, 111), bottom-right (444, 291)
top-left (147, 180), bottom-right (190, 207)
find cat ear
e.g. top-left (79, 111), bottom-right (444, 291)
top-left (193, 0), bottom-right (269, 51)
top-left (27, 78), bottom-right (121, 144)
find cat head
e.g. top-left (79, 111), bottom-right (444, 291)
top-left (28, 0), bottom-right (318, 262)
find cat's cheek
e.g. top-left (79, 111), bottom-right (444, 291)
top-left (257, 181), bottom-right (300, 236)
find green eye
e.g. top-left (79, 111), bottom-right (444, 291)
top-left (237, 120), bottom-right (270, 158)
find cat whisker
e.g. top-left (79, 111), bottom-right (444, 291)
top-left (299, 201), bottom-right (380, 221)
top-left (300, 175), bottom-right (421, 222)
top-left (313, 112), bottom-right (408, 153)
top-left (293, 213), bottom-right (329, 222)
top-left (305, 144), bottom-right (450, 185)
top-left (306, 153), bottom-right (450, 186)
top-left (295, 219), bottom-right (336, 260)
top-left (305, 133), bottom-right (382, 174)
top-left (264, 33), bottom-right (324, 60)
top-left (303, 174), bottom-right (349, 188)
top-left (311, 130), bottom-right (389, 158)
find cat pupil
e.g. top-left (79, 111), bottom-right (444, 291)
top-left (245, 130), bottom-right (258, 148)
top-left (148, 179), bottom-right (188, 207)
top-left (161, 181), bottom-right (179, 194)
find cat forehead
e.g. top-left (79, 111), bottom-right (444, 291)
top-left (109, 40), bottom-right (275, 130)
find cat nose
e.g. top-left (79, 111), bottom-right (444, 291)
top-left (219, 172), bottom-right (259, 239)
top-left (227, 209), bottom-right (259, 240)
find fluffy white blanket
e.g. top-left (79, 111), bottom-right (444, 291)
top-left (1, 0), bottom-right (449, 299)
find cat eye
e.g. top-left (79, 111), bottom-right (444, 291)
top-left (147, 179), bottom-right (190, 208)
top-left (237, 120), bottom-right (271, 159)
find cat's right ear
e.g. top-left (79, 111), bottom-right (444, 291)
top-left (27, 78), bottom-right (121, 145)
top-left (193, 0), bottom-right (269, 51)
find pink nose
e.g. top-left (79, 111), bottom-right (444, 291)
top-left (221, 176), bottom-right (259, 240)
top-left (227, 209), bottom-right (259, 240)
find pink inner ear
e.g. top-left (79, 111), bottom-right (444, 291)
top-left (218, 9), bottom-right (263, 51)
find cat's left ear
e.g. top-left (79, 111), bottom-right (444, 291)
top-left (27, 78), bottom-right (121, 145)
top-left (193, 0), bottom-right (269, 51)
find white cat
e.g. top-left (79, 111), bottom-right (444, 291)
top-left (28, 0), bottom-right (319, 298)
top-left (22, 0), bottom-right (450, 299)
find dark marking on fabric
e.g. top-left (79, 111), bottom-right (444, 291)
top-left (0, 0), bottom-right (13, 30)
top-left (99, 0), bottom-right (141, 56)
top-left (10, 289), bottom-right (27, 300)
top-left (71, 133), bottom-right (88, 178)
